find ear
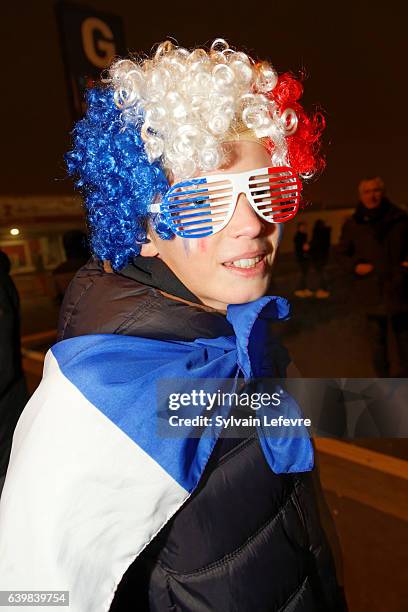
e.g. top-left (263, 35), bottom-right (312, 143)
top-left (140, 227), bottom-right (159, 257)
top-left (140, 240), bottom-right (159, 257)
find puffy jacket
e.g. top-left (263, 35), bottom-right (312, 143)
top-left (58, 257), bottom-right (347, 611)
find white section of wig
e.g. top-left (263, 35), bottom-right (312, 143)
top-left (108, 40), bottom-right (297, 180)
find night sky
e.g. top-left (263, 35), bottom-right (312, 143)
top-left (1, 0), bottom-right (406, 208)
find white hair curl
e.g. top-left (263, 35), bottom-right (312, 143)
top-left (107, 39), bottom-right (298, 179)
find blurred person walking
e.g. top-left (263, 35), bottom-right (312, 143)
top-left (338, 177), bottom-right (408, 376)
top-left (310, 219), bottom-right (332, 298)
top-left (294, 222), bottom-right (313, 297)
top-left (0, 250), bottom-right (28, 487)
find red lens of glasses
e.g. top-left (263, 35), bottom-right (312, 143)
top-left (249, 167), bottom-right (301, 223)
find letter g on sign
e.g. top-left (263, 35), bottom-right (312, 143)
top-left (81, 17), bottom-right (116, 68)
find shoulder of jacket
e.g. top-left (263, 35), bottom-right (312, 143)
top-left (58, 259), bottom-right (232, 341)
top-left (58, 259), bottom-right (159, 339)
top-left (342, 213), bottom-right (356, 225)
top-left (387, 203), bottom-right (408, 221)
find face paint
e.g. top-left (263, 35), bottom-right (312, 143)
top-left (182, 238), bottom-right (190, 256)
top-left (198, 238), bottom-right (207, 253)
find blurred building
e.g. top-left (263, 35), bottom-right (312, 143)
top-left (0, 195), bottom-right (85, 299)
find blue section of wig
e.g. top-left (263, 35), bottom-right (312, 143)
top-left (65, 88), bottom-right (173, 270)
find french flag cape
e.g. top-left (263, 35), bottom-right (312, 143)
top-left (0, 296), bottom-right (313, 612)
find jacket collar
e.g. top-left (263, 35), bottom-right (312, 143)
top-left (120, 256), bottom-right (202, 305)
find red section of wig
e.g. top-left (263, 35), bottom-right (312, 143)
top-left (262, 72), bottom-right (325, 177)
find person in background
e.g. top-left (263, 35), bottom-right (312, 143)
top-left (338, 177), bottom-right (408, 376)
top-left (0, 250), bottom-right (28, 484)
top-left (294, 221), bottom-right (313, 297)
top-left (310, 219), bottom-right (331, 298)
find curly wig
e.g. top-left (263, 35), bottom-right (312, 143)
top-left (66, 39), bottom-right (325, 270)
top-left (65, 88), bottom-right (170, 270)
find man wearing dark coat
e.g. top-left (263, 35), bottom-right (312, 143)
top-left (337, 177), bottom-right (408, 376)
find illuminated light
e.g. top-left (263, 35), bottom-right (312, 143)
top-left (10, 228), bottom-right (20, 236)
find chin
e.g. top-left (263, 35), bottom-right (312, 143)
top-left (224, 284), bottom-right (270, 305)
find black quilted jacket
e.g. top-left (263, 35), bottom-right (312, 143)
top-left (58, 258), bottom-right (347, 612)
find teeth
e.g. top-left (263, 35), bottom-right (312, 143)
top-left (226, 256), bottom-right (262, 269)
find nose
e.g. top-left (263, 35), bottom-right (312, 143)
top-left (227, 193), bottom-right (265, 238)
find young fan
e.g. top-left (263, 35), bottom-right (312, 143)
top-left (0, 40), bottom-right (346, 611)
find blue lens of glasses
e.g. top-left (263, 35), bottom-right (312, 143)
top-left (162, 177), bottom-right (233, 237)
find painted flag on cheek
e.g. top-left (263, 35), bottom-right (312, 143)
top-left (0, 296), bottom-right (313, 612)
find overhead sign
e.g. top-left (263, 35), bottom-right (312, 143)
top-left (55, 2), bottom-right (127, 118)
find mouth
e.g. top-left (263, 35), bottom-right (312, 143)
top-left (222, 252), bottom-right (269, 276)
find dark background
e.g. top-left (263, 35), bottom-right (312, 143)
top-left (1, 0), bottom-right (406, 208)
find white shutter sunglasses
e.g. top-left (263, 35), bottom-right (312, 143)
top-left (148, 166), bottom-right (302, 238)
